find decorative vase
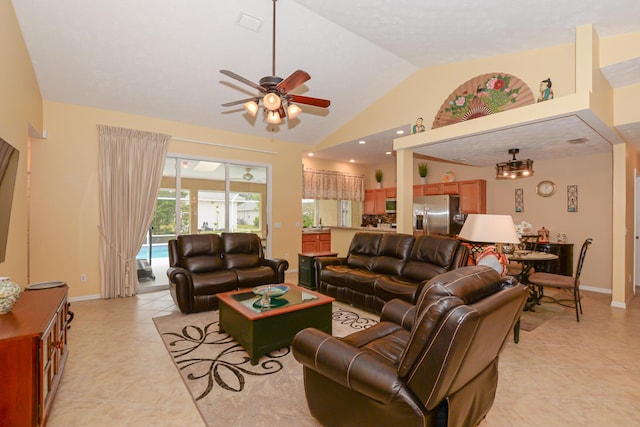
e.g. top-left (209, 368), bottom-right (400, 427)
top-left (0, 277), bottom-right (22, 314)
top-left (420, 177), bottom-right (427, 184)
top-left (376, 182), bottom-right (382, 189)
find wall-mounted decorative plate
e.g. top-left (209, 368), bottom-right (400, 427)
top-left (442, 171), bottom-right (456, 182)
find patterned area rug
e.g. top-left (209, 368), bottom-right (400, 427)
top-left (519, 299), bottom-right (567, 331)
top-left (153, 302), bottom-right (378, 427)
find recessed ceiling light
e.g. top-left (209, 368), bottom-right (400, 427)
top-left (308, 152), bottom-right (314, 157)
top-left (396, 130), bottom-right (405, 135)
top-left (349, 159), bottom-right (355, 163)
top-left (358, 140), bottom-right (366, 145)
top-left (385, 151), bottom-right (392, 155)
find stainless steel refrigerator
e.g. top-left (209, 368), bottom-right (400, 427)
top-left (413, 195), bottom-right (466, 235)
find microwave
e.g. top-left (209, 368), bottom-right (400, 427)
top-left (385, 198), bottom-right (396, 213)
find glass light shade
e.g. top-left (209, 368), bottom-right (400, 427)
top-left (458, 214), bottom-right (521, 244)
top-left (266, 110), bottom-right (281, 124)
top-left (243, 100), bottom-right (259, 117)
top-left (263, 93), bottom-right (281, 111)
top-left (287, 103), bottom-right (302, 119)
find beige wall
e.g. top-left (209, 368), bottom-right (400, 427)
top-left (318, 43), bottom-right (576, 152)
top-left (0, 0), bottom-right (43, 284)
top-left (30, 101), bottom-right (306, 298)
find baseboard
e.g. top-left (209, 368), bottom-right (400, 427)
top-left (580, 285), bottom-right (611, 294)
top-left (68, 293), bottom-right (101, 302)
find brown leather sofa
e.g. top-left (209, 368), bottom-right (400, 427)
top-left (292, 265), bottom-right (528, 427)
top-left (167, 233), bottom-right (288, 313)
top-left (315, 232), bottom-right (469, 313)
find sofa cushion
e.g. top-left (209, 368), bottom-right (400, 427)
top-left (402, 235), bottom-right (462, 282)
top-left (346, 233), bottom-right (382, 270)
top-left (234, 266), bottom-right (276, 288)
top-left (320, 264), bottom-right (352, 288)
top-left (191, 270), bottom-right (238, 295)
top-left (371, 234), bottom-right (415, 276)
top-left (374, 276), bottom-right (421, 304)
top-left (346, 269), bottom-right (383, 294)
top-left (177, 234), bottom-right (224, 273)
top-left (222, 232), bottom-right (263, 269)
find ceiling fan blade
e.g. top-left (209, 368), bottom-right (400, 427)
top-left (220, 69), bottom-right (265, 92)
top-left (277, 106), bottom-right (286, 118)
top-left (276, 69), bottom-right (311, 94)
top-left (289, 94), bottom-right (331, 108)
top-left (221, 98), bottom-right (258, 107)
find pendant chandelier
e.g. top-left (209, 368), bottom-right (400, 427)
top-left (496, 148), bottom-right (534, 179)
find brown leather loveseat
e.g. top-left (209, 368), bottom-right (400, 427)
top-left (292, 265), bottom-right (528, 427)
top-left (315, 232), bottom-right (469, 313)
top-left (167, 233), bottom-right (288, 313)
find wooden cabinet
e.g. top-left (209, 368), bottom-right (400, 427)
top-left (413, 185), bottom-right (424, 197)
top-left (0, 286), bottom-right (69, 427)
top-left (385, 187), bottom-right (396, 198)
top-left (525, 242), bottom-right (574, 276)
top-left (302, 231), bottom-right (331, 253)
top-left (364, 189), bottom-right (376, 214)
top-left (298, 251), bottom-right (338, 289)
top-left (459, 179), bottom-right (487, 213)
top-left (364, 189), bottom-right (387, 214)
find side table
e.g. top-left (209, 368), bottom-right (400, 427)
top-left (298, 251), bottom-right (338, 290)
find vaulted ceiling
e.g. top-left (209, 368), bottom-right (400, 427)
top-left (12, 0), bottom-right (640, 165)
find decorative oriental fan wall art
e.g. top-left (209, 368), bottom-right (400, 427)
top-left (432, 73), bottom-right (534, 129)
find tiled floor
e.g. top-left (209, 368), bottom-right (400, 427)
top-left (48, 281), bottom-right (640, 426)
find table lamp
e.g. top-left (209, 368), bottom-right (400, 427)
top-left (458, 214), bottom-right (522, 275)
top-left (458, 214), bottom-right (521, 249)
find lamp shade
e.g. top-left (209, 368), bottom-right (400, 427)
top-left (287, 103), bottom-right (302, 119)
top-left (243, 100), bottom-right (259, 117)
top-left (458, 214), bottom-right (521, 244)
top-left (263, 92), bottom-right (281, 111)
top-left (266, 110), bottom-right (281, 124)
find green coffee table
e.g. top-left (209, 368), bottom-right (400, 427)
top-left (217, 284), bottom-right (334, 365)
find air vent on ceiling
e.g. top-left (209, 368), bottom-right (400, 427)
top-left (237, 13), bottom-right (262, 32)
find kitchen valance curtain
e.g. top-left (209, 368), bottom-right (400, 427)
top-left (303, 168), bottom-right (365, 201)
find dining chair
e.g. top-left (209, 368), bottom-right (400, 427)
top-left (527, 238), bottom-right (593, 321)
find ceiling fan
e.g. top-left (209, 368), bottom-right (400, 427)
top-left (220, 0), bottom-right (330, 125)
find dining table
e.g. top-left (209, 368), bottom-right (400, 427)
top-left (507, 250), bottom-right (559, 310)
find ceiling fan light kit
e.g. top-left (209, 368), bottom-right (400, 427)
top-left (495, 148), bottom-right (534, 180)
top-left (221, 0), bottom-right (330, 127)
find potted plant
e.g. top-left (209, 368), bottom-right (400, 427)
top-left (375, 169), bottom-right (383, 188)
top-left (418, 163), bottom-right (428, 184)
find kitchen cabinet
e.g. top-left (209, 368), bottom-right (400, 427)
top-left (0, 286), bottom-right (70, 427)
top-left (459, 179), bottom-right (487, 213)
top-left (302, 231), bottom-right (331, 253)
top-left (385, 187), bottom-right (396, 198)
top-left (364, 189), bottom-right (387, 214)
top-left (413, 185), bottom-right (424, 197)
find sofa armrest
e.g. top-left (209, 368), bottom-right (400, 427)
top-left (314, 256), bottom-right (348, 269)
top-left (166, 266), bottom-right (195, 313)
top-left (292, 328), bottom-right (403, 404)
top-left (263, 258), bottom-right (289, 283)
top-left (380, 299), bottom-right (416, 330)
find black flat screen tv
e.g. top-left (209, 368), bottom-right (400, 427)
top-left (0, 137), bottom-right (19, 263)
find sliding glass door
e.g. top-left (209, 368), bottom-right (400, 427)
top-left (137, 156), bottom-right (269, 291)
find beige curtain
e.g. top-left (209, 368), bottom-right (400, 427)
top-left (97, 125), bottom-right (170, 298)
top-left (303, 168), bottom-right (365, 201)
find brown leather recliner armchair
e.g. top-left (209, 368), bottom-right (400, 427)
top-left (167, 233), bottom-right (288, 313)
top-left (292, 265), bottom-right (528, 427)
